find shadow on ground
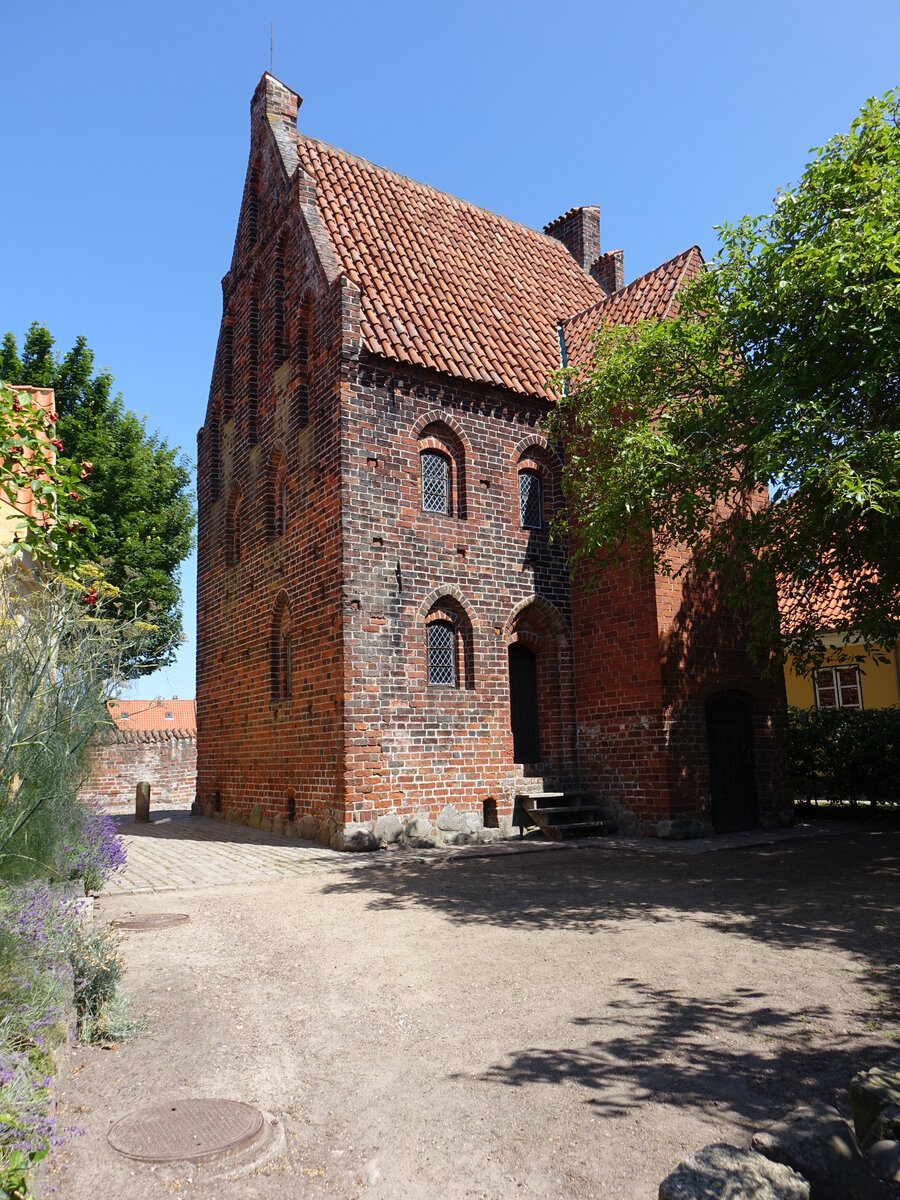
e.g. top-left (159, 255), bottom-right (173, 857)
top-left (323, 829), bottom-right (899, 967)
top-left (471, 980), bottom-right (892, 1127)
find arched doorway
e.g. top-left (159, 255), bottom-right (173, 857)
top-left (508, 643), bottom-right (540, 764)
top-left (706, 693), bottom-right (758, 833)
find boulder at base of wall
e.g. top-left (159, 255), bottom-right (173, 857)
top-left (658, 1143), bottom-right (809, 1200)
top-left (851, 1059), bottom-right (900, 1143)
top-left (751, 1103), bottom-right (882, 1200)
top-left (344, 826), bottom-right (379, 852)
top-left (374, 814), bottom-right (403, 844)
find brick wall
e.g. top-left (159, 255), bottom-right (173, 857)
top-left (196, 75), bottom-right (346, 835)
top-left (340, 355), bottom-right (573, 824)
top-left (80, 730), bottom-right (196, 809)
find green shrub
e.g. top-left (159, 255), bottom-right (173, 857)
top-left (68, 924), bottom-right (144, 1044)
top-left (788, 706), bottom-right (900, 806)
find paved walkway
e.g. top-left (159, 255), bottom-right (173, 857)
top-left (103, 810), bottom-right (350, 894)
top-left (104, 808), bottom-right (855, 895)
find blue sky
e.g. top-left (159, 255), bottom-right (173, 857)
top-left (3, 0), bottom-right (898, 699)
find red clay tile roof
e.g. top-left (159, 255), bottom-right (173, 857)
top-left (107, 699), bottom-right (196, 733)
top-left (296, 136), bottom-right (607, 398)
top-left (778, 574), bottom-right (873, 635)
top-left (561, 246), bottom-right (704, 368)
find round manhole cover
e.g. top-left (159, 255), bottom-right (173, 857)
top-left (110, 914), bottom-right (190, 931)
top-left (108, 1099), bottom-right (265, 1163)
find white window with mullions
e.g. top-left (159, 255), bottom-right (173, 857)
top-left (519, 469), bottom-right (543, 529)
top-left (814, 665), bottom-right (862, 709)
top-left (427, 620), bottom-right (457, 686)
top-left (421, 450), bottom-right (450, 515)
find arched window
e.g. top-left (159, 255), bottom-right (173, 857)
top-left (225, 488), bottom-right (242, 565)
top-left (421, 450), bottom-right (450, 515)
top-left (271, 594), bottom-right (293, 701)
top-left (515, 444), bottom-right (557, 530)
top-left (424, 597), bottom-right (474, 689)
top-left (427, 621), bottom-right (456, 685)
top-left (417, 422), bottom-right (466, 518)
top-left (519, 469), bottom-right (544, 529)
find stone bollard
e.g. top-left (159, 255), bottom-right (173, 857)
top-left (135, 781), bottom-right (151, 823)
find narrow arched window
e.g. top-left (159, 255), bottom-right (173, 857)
top-left (421, 451), bottom-right (451, 515)
top-left (272, 595), bottom-right (293, 701)
top-left (427, 620), bottom-right (456, 686)
top-left (519, 470), bottom-right (544, 529)
top-left (225, 489), bottom-right (242, 565)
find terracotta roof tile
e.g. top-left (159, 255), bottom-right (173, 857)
top-left (107, 699), bottom-right (196, 733)
top-left (296, 136), bottom-right (606, 398)
top-left (561, 246), bottom-right (704, 368)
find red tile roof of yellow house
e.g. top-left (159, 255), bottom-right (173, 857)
top-left (295, 134), bottom-right (702, 398)
top-left (107, 699), bottom-right (196, 733)
top-left (777, 573), bottom-right (880, 635)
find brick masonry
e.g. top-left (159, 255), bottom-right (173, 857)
top-left (195, 74), bottom-right (788, 842)
top-left (80, 729), bottom-right (197, 809)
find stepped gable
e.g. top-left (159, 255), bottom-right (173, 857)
top-left (561, 246), bottom-right (704, 369)
top-left (296, 134), bottom-right (606, 398)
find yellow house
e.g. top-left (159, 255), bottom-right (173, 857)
top-left (781, 578), bottom-right (900, 710)
top-left (0, 385), bottom-right (56, 577)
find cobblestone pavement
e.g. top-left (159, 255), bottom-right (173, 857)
top-left (104, 807), bottom-right (852, 895)
top-left (103, 810), bottom-right (351, 894)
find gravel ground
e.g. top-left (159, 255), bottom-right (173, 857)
top-left (50, 829), bottom-right (899, 1199)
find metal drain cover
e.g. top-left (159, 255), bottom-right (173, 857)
top-left (108, 1098), bottom-right (265, 1163)
top-left (110, 913), bottom-right (190, 931)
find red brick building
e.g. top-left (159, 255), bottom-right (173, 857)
top-left (196, 74), bottom-right (788, 844)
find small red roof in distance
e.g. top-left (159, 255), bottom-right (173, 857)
top-left (107, 699), bottom-right (196, 732)
top-left (561, 246), bottom-right (704, 368)
top-left (296, 135), bottom-right (607, 398)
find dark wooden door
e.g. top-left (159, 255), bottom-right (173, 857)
top-left (509, 644), bottom-right (541, 764)
top-left (706, 694), bottom-right (757, 833)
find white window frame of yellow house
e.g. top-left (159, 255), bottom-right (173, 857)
top-left (813, 665), bottom-right (863, 710)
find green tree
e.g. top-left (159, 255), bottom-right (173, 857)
top-left (1, 325), bottom-right (195, 674)
top-left (551, 88), bottom-right (900, 673)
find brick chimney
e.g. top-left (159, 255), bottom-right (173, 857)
top-left (544, 206), bottom-right (602, 273)
top-left (251, 73), bottom-right (301, 177)
top-left (591, 249), bottom-right (624, 294)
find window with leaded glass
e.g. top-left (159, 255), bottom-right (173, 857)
top-left (427, 621), bottom-right (456, 686)
top-left (519, 470), bottom-right (543, 529)
top-left (421, 451), bottom-right (450, 514)
top-left (814, 665), bottom-right (862, 709)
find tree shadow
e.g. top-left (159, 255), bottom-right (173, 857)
top-left (472, 979), bottom-right (892, 1127)
top-left (321, 831), bottom-right (900, 972)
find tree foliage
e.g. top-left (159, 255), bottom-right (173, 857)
top-left (551, 88), bottom-right (900, 672)
top-left (1, 325), bottom-right (195, 673)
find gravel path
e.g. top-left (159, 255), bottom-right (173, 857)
top-left (51, 828), bottom-right (899, 1198)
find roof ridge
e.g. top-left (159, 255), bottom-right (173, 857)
top-left (662, 245), bottom-right (704, 319)
top-left (562, 245), bottom-right (701, 329)
top-left (297, 132), bottom-right (598, 262)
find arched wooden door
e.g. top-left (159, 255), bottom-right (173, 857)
top-left (706, 693), bottom-right (758, 833)
top-left (508, 643), bottom-right (541, 764)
